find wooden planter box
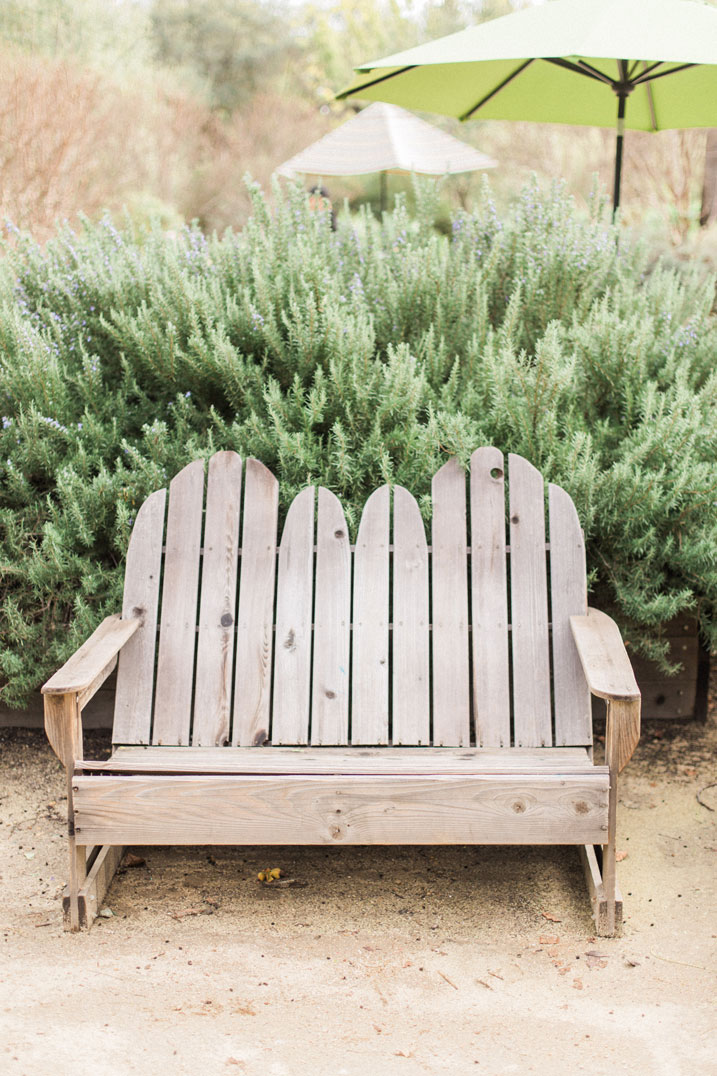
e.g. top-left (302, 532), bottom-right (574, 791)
top-left (1, 619), bottom-right (710, 730)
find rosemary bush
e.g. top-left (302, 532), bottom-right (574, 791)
top-left (2, 178), bottom-right (717, 706)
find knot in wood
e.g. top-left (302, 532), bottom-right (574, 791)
top-left (325, 689), bottom-right (336, 699)
top-left (511, 514), bottom-right (520, 525)
top-left (334, 529), bottom-right (345, 540)
top-left (512, 800), bottom-right (526, 814)
top-left (574, 800), bottom-right (589, 815)
top-left (329, 824), bottom-right (345, 840)
top-left (220, 613), bottom-right (233, 628)
top-left (283, 629), bottom-right (296, 651)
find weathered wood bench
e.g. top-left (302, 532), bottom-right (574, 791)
top-left (42, 449), bottom-right (640, 934)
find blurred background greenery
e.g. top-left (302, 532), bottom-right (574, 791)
top-left (2, 0), bottom-right (717, 262)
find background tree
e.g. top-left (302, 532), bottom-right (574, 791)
top-left (298, 0), bottom-right (519, 109)
top-left (150, 0), bottom-right (295, 114)
top-left (0, 0), bottom-right (152, 73)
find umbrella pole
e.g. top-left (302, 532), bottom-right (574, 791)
top-left (612, 91), bottom-right (628, 216)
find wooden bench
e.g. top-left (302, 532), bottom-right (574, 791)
top-left (42, 449), bottom-right (640, 934)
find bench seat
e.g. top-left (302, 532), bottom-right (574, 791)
top-left (82, 745), bottom-right (597, 775)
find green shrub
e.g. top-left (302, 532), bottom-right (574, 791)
top-left (2, 178), bottom-right (717, 707)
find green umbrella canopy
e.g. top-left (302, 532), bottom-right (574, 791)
top-left (338, 0), bottom-right (717, 206)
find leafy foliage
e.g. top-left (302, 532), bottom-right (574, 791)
top-left (150, 0), bottom-right (291, 113)
top-left (2, 179), bottom-right (717, 706)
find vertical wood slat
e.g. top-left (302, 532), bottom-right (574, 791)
top-left (432, 459), bottom-right (470, 747)
top-left (152, 459), bottom-right (205, 746)
top-left (509, 454), bottom-right (552, 747)
top-left (113, 488), bottom-right (166, 744)
top-left (549, 483), bottom-right (592, 746)
top-left (311, 489), bottom-right (351, 745)
top-left (192, 452), bottom-right (242, 747)
top-left (470, 447), bottom-right (511, 747)
top-left (233, 459), bottom-right (279, 746)
top-left (271, 486), bottom-right (315, 745)
top-left (352, 486), bottom-right (390, 744)
top-left (392, 486), bottom-right (429, 745)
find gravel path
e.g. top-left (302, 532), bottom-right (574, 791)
top-left (2, 705), bottom-right (716, 1075)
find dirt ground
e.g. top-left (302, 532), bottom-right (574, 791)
top-left (1, 704), bottom-right (716, 1076)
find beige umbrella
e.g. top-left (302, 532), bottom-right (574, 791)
top-left (276, 101), bottom-right (497, 209)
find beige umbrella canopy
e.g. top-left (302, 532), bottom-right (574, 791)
top-left (276, 101), bottom-right (497, 181)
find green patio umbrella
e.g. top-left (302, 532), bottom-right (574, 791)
top-left (337, 0), bottom-right (717, 210)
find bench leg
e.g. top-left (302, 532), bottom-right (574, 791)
top-left (64, 836), bottom-right (86, 931)
top-left (63, 767), bottom-right (86, 931)
top-left (579, 759), bottom-right (622, 935)
top-left (63, 844), bottom-right (126, 930)
top-left (579, 844), bottom-right (623, 936)
top-left (63, 760), bottom-right (125, 930)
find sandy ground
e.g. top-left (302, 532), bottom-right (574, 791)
top-left (1, 709), bottom-right (716, 1076)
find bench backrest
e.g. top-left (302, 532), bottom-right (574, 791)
top-left (113, 449), bottom-right (591, 750)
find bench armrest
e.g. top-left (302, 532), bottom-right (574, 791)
top-left (42, 614), bottom-right (140, 698)
top-left (42, 614), bottom-right (140, 767)
top-left (570, 608), bottom-right (641, 772)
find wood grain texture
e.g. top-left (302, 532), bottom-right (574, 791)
top-left (351, 486), bottom-right (390, 744)
top-left (570, 609), bottom-right (641, 701)
top-left (44, 693), bottom-right (82, 769)
top-left (311, 488), bottom-right (351, 745)
top-left (573, 610), bottom-right (641, 770)
top-left (62, 845), bottom-right (125, 931)
top-left (73, 772), bottom-right (609, 847)
top-left (470, 447), bottom-right (510, 747)
top-left (602, 747), bottom-right (619, 934)
top-left (113, 488), bottom-right (167, 744)
top-left (509, 454), bottom-right (552, 747)
top-left (549, 483), bottom-right (592, 747)
top-left (66, 832), bottom-right (85, 932)
top-left (579, 844), bottom-right (623, 937)
top-left (272, 486), bottom-right (315, 745)
top-left (43, 614), bottom-right (139, 696)
top-left (193, 452), bottom-right (242, 747)
top-left (89, 745), bottom-right (597, 775)
top-left (431, 459), bottom-right (470, 747)
top-left (233, 459), bottom-right (279, 747)
top-left (152, 459), bottom-right (205, 746)
top-left (392, 486), bottom-right (430, 745)
top-left (606, 697), bottom-right (641, 775)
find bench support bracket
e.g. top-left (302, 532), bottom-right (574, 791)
top-left (63, 844), bottom-right (126, 931)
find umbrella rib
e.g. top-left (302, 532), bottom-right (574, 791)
top-left (632, 62), bottom-right (697, 87)
top-left (460, 58), bottom-right (534, 121)
top-left (576, 59), bottom-right (616, 85)
top-left (543, 57), bottom-right (610, 84)
top-left (336, 65), bottom-right (416, 100)
top-left (630, 60), bottom-right (664, 83)
top-left (645, 78), bottom-right (658, 131)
